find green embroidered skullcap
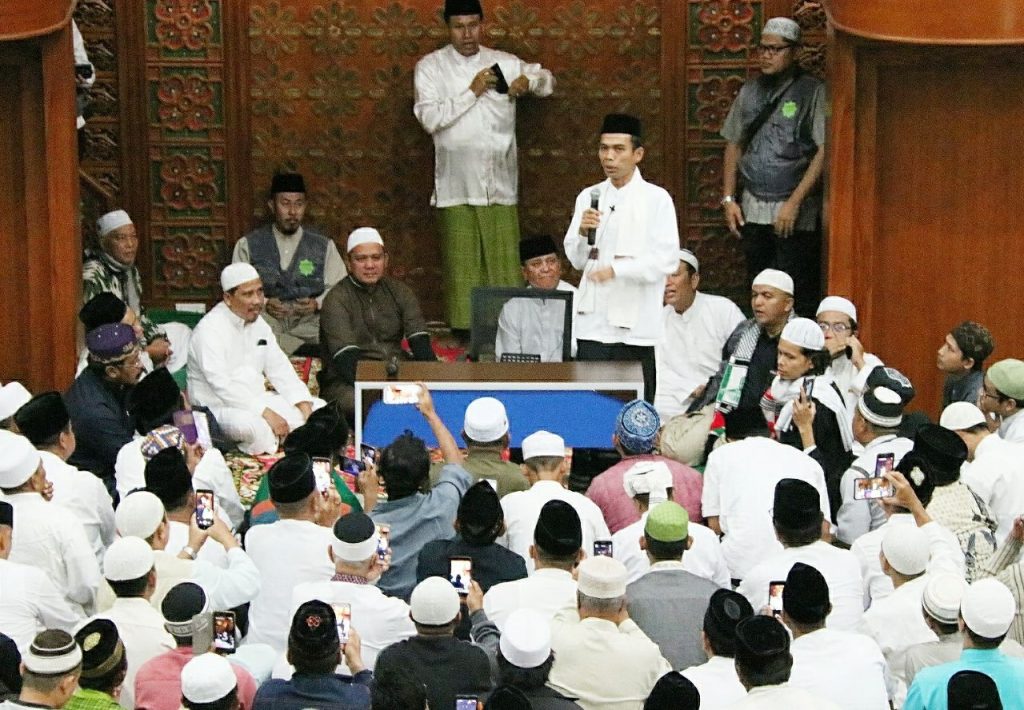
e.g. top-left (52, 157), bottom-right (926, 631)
top-left (644, 501), bottom-right (689, 543)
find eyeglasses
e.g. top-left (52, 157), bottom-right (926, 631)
top-left (758, 43), bottom-right (793, 56)
top-left (817, 322), bottom-right (851, 334)
top-left (979, 389), bottom-right (1003, 403)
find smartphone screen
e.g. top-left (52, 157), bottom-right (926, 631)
top-left (360, 444), bottom-right (378, 468)
top-left (449, 557), bottom-right (473, 596)
top-left (376, 524), bottom-right (390, 561)
top-left (593, 540), bottom-right (613, 557)
top-left (802, 377), bottom-right (815, 399)
top-left (212, 611), bottom-right (236, 654)
top-left (854, 475), bottom-right (896, 501)
top-left (382, 383), bottom-right (422, 405)
top-left (195, 489), bottom-right (215, 530)
top-left (193, 411), bottom-right (213, 450)
top-left (874, 453), bottom-right (895, 477)
top-left (768, 581), bottom-right (785, 618)
top-left (340, 456), bottom-right (365, 475)
top-left (172, 410), bottom-right (198, 444)
top-left (312, 457), bottom-right (332, 493)
top-left (455, 697), bottom-right (478, 710)
top-left (332, 603), bottom-right (351, 645)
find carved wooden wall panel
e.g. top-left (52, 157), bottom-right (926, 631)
top-left (78, 0), bottom-right (825, 320)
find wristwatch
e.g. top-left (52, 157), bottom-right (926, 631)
top-left (720, 195), bottom-right (736, 206)
top-left (181, 546), bottom-right (197, 560)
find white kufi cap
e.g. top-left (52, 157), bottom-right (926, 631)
top-left (622, 460), bottom-right (673, 506)
top-left (940, 402), bottom-right (987, 432)
top-left (181, 653), bottom-right (237, 704)
top-left (781, 317), bottom-right (825, 351)
top-left (103, 536), bottom-right (155, 582)
top-left (499, 609), bottom-right (552, 668)
top-left (922, 573), bottom-right (969, 625)
top-left (679, 249), bottom-right (699, 273)
top-left (220, 263), bottom-right (260, 292)
top-left (96, 210), bottom-right (133, 238)
top-left (816, 296), bottom-right (857, 322)
top-left (961, 578), bottom-right (1017, 638)
top-left (881, 524), bottom-right (929, 576)
top-left (409, 576), bottom-right (460, 625)
top-left (463, 397), bottom-right (509, 443)
top-left (577, 556), bottom-right (628, 599)
top-left (752, 268), bottom-right (794, 295)
top-left (347, 227), bottom-right (385, 253)
top-left (0, 430), bottom-right (41, 488)
top-left (522, 430), bottom-right (565, 460)
top-left (0, 381), bottom-right (32, 421)
top-left (115, 491), bottom-right (166, 539)
top-left (763, 17), bottom-right (801, 43)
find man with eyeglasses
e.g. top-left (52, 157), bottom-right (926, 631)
top-left (815, 296), bottom-right (883, 412)
top-left (720, 17), bottom-right (826, 317)
top-left (978, 359), bottom-right (1024, 444)
top-left (64, 323), bottom-right (145, 494)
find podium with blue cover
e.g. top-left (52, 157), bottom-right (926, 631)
top-left (355, 361), bottom-right (643, 449)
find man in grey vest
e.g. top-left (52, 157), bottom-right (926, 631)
top-left (720, 17), bottom-right (826, 317)
top-left (232, 173), bottom-right (347, 354)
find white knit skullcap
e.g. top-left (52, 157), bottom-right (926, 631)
top-left (181, 653), bottom-right (237, 704)
top-left (0, 381), bottom-right (32, 421)
top-left (114, 491), bottom-right (165, 539)
top-left (763, 17), bottom-right (801, 43)
top-left (499, 609), bottom-right (551, 668)
top-left (220, 263), bottom-right (260, 292)
top-left (816, 296), bottom-right (857, 322)
top-left (347, 227), bottom-right (385, 253)
top-left (463, 397), bottom-right (509, 443)
top-left (752, 269), bottom-right (794, 295)
top-left (961, 579), bottom-right (1017, 639)
top-left (409, 577), bottom-right (461, 625)
top-left (96, 210), bottom-right (133, 238)
top-left (679, 250), bottom-right (699, 273)
top-left (103, 536), bottom-right (155, 582)
top-left (0, 430), bottom-right (41, 488)
top-left (577, 556), bottom-right (628, 599)
top-left (922, 573), bottom-right (969, 625)
top-left (522, 431), bottom-right (566, 460)
top-left (939, 402), bottom-right (987, 432)
top-left (881, 524), bottom-right (929, 576)
top-left (781, 317), bottom-right (825, 351)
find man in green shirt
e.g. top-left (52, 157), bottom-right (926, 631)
top-left (64, 619), bottom-right (125, 710)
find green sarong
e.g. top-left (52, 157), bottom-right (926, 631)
top-left (438, 204), bottom-right (521, 330)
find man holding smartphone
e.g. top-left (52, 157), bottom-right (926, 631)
top-left (414, 0), bottom-right (555, 335)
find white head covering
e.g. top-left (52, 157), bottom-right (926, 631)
top-left (577, 556), bottom-right (628, 599)
top-left (103, 536), bottom-right (155, 582)
top-left (0, 430), bottom-right (41, 488)
top-left (181, 653), bottom-right (237, 704)
top-left (622, 460), bottom-right (673, 506)
top-left (752, 269), bottom-right (794, 295)
top-left (347, 227), bottom-right (385, 253)
top-left (409, 577), bottom-right (460, 625)
top-left (463, 397), bottom-right (509, 442)
top-left (922, 573), bottom-right (969, 625)
top-left (499, 609), bottom-right (551, 668)
top-left (881, 525), bottom-right (929, 576)
top-left (679, 249), bottom-right (699, 273)
top-left (220, 263), bottom-right (260, 292)
top-left (940, 402), bottom-right (988, 432)
top-left (781, 317), bottom-right (825, 351)
top-left (961, 579), bottom-right (1017, 638)
top-left (763, 17), bottom-right (801, 43)
top-left (816, 296), bottom-right (857, 322)
top-left (114, 491), bottom-right (165, 539)
top-left (0, 381), bottom-right (32, 421)
top-left (522, 430), bottom-right (565, 460)
top-left (22, 632), bottom-right (83, 675)
top-left (96, 210), bottom-right (133, 238)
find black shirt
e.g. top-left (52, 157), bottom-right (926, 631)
top-left (376, 635), bottom-right (492, 710)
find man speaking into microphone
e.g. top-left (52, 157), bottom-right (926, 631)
top-left (564, 114), bottom-right (679, 403)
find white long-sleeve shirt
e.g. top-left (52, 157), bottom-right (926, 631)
top-left (701, 437), bottom-right (830, 582)
top-left (612, 511), bottom-right (730, 588)
top-left (413, 44), bottom-right (554, 207)
top-left (683, 657), bottom-right (746, 709)
top-left (495, 280), bottom-right (576, 361)
top-left (483, 567), bottom-right (578, 632)
top-left (114, 437), bottom-right (245, 529)
top-left (91, 597), bottom-right (175, 710)
top-left (498, 480), bottom-right (610, 573)
top-left (38, 450), bottom-right (116, 563)
top-left (2, 492), bottom-right (100, 617)
top-left (960, 434), bottom-right (1024, 540)
top-left (564, 170), bottom-right (680, 346)
top-left (655, 294), bottom-right (745, 420)
top-left (0, 558), bottom-right (80, 651)
top-left (789, 627), bottom-right (892, 710)
top-left (187, 302), bottom-right (312, 415)
top-left (835, 435), bottom-right (914, 546)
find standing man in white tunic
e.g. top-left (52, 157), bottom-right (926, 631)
top-left (187, 263), bottom-right (322, 455)
top-left (414, 0), bottom-right (554, 334)
top-left (565, 113), bottom-right (680, 403)
top-left (654, 249), bottom-right (745, 420)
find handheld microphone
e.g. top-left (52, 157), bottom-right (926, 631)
top-left (587, 188), bottom-right (600, 246)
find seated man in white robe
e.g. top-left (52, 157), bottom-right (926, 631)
top-left (654, 249), bottom-right (744, 421)
top-left (495, 235), bottom-right (576, 362)
top-left (187, 263), bottom-right (323, 455)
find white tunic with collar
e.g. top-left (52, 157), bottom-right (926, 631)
top-left (960, 433), bottom-right (1024, 540)
top-left (655, 294), bottom-right (745, 420)
top-left (701, 437), bottom-right (829, 582)
top-left (0, 558), bottom-right (80, 651)
top-left (724, 684), bottom-right (841, 710)
top-left (495, 280), bottom-right (577, 361)
top-left (1, 492), bottom-right (100, 617)
top-left (38, 450), bottom-right (115, 563)
top-left (612, 511), bottom-right (730, 588)
top-left (999, 409), bottom-right (1024, 444)
top-left (564, 170), bottom-right (680, 347)
top-left (90, 597), bottom-right (175, 710)
top-left (483, 567), bottom-right (578, 632)
top-left (498, 480), bottom-right (610, 573)
top-left (414, 44), bottom-right (554, 208)
top-left (788, 627), bottom-right (892, 710)
top-left (682, 656), bottom-right (747, 709)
